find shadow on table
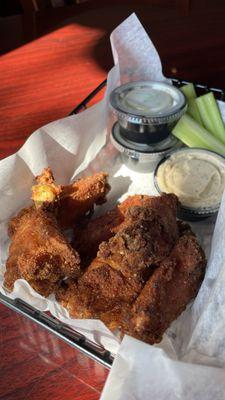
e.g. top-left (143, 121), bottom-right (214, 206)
top-left (1, 1), bottom-right (225, 87)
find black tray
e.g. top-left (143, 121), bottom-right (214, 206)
top-left (1, 77), bottom-right (224, 369)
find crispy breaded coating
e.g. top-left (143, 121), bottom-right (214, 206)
top-left (98, 205), bottom-right (178, 281)
top-left (56, 278), bottom-right (78, 310)
top-left (73, 195), bottom-right (152, 263)
top-left (3, 260), bottom-right (20, 291)
top-left (58, 172), bottom-right (110, 228)
top-left (35, 167), bottom-right (55, 185)
top-left (56, 261), bottom-right (141, 320)
top-left (127, 232), bottom-right (206, 344)
top-left (4, 208), bottom-right (81, 297)
top-left (56, 274), bottom-right (130, 331)
top-left (73, 193), bottom-right (178, 264)
top-left (57, 199), bottom-right (179, 328)
top-left (57, 194), bottom-right (206, 343)
top-left (8, 206), bottom-right (33, 237)
top-left (6, 175), bottom-right (207, 346)
top-left (73, 207), bottom-right (124, 266)
top-left (31, 169), bottom-right (110, 229)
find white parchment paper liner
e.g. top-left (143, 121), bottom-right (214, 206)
top-left (101, 336), bottom-right (225, 400)
top-left (1, 14), bottom-right (225, 394)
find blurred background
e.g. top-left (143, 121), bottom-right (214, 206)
top-left (1, 0), bottom-right (225, 85)
top-left (1, 0), bottom-right (92, 53)
top-left (0, 0), bottom-right (191, 55)
top-left (1, 0), bottom-right (225, 159)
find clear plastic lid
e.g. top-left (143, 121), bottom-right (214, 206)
top-left (110, 81), bottom-right (187, 125)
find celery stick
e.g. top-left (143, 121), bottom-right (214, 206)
top-left (172, 114), bottom-right (225, 157)
top-left (180, 83), bottom-right (202, 125)
top-left (188, 98), bottom-right (202, 125)
top-left (196, 92), bottom-right (225, 144)
top-left (180, 83), bottom-right (197, 100)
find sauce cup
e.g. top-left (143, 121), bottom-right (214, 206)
top-left (110, 81), bottom-right (187, 172)
top-left (110, 81), bottom-right (187, 144)
top-left (154, 148), bottom-right (225, 221)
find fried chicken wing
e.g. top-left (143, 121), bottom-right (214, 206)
top-left (73, 193), bottom-right (178, 264)
top-left (4, 208), bottom-right (81, 296)
top-left (127, 231), bottom-right (206, 344)
top-left (57, 193), bottom-right (206, 343)
top-left (58, 172), bottom-right (110, 228)
top-left (57, 198), bottom-right (179, 329)
top-left (5, 166), bottom-right (207, 347)
top-left (31, 169), bottom-right (110, 229)
top-left (56, 261), bottom-right (140, 321)
top-left (72, 207), bottom-right (124, 266)
top-left (98, 204), bottom-right (178, 280)
top-left (8, 206), bottom-right (33, 237)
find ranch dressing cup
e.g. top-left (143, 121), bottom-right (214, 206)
top-left (154, 148), bottom-right (225, 221)
top-left (110, 81), bottom-right (187, 172)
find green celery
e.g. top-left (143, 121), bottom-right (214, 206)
top-left (188, 98), bottom-right (202, 124)
top-left (172, 114), bottom-right (225, 157)
top-left (196, 92), bottom-right (225, 144)
top-left (180, 83), bottom-right (197, 100)
top-left (180, 83), bottom-right (202, 125)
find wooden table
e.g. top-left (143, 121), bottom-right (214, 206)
top-left (1, 1), bottom-right (225, 399)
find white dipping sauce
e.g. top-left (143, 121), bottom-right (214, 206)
top-left (122, 88), bottom-right (174, 114)
top-left (156, 149), bottom-right (225, 208)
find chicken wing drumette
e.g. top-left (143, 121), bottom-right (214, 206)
top-left (4, 208), bottom-right (81, 296)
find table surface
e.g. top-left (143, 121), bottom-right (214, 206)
top-left (1, 1), bottom-right (225, 399)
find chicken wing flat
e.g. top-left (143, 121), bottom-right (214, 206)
top-left (58, 172), bottom-right (110, 228)
top-left (73, 193), bottom-right (178, 264)
top-left (127, 231), bottom-right (206, 344)
top-left (57, 198), bottom-right (179, 328)
top-left (32, 169), bottom-right (110, 229)
top-left (4, 208), bottom-right (81, 296)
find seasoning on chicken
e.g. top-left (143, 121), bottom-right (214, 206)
top-left (4, 208), bottom-right (81, 297)
top-left (57, 198), bottom-right (179, 330)
top-left (73, 193), bottom-right (178, 264)
top-left (127, 231), bottom-right (206, 344)
top-left (31, 168), bottom-right (110, 229)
